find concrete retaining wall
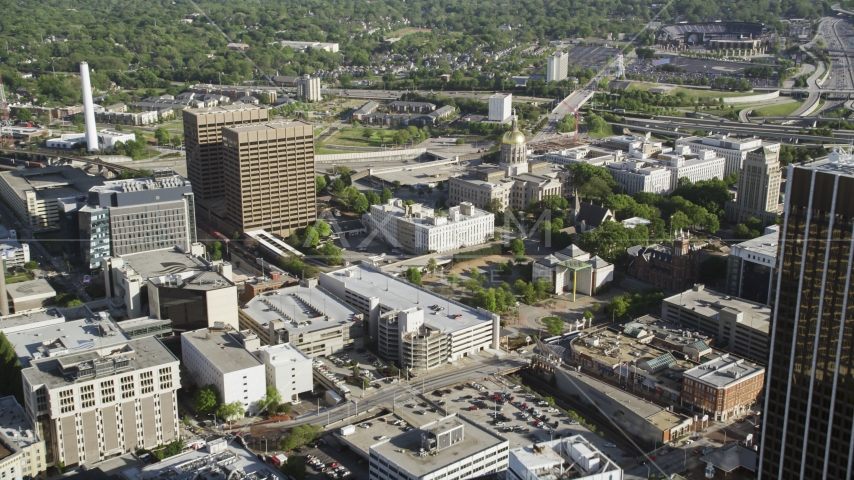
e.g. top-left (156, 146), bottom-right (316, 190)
top-left (722, 90), bottom-right (780, 104)
top-left (316, 148), bottom-right (427, 164)
top-left (369, 157), bottom-right (460, 175)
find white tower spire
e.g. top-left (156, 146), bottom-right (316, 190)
top-left (79, 62), bottom-right (98, 152)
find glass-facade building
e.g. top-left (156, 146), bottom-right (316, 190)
top-left (759, 155), bottom-right (854, 479)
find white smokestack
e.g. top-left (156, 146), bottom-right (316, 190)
top-left (79, 61), bottom-right (98, 152)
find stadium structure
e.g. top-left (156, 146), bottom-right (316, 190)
top-left (657, 22), bottom-right (775, 51)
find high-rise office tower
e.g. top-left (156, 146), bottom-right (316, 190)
top-left (222, 121), bottom-right (316, 235)
top-left (546, 51), bottom-right (569, 83)
top-left (296, 74), bottom-right (321, 102)
top-left (730, 146), bottom-right (782, 226)
top-left (759, 150), bottom-right (854, 479)
top-left (488, 93), bottom-right (512, 122)
top-left (183, 105), bottom-right (268, 201)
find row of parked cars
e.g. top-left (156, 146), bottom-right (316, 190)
top-left (306, 455), bottom-right (350, 478)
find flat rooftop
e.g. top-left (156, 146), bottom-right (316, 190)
top-left (0, 166), bottom-right (105, 201)
top-left (663, 287), bottom-right (771, 334)
top-left (802, 153), bottom-right (854, 177)
top-left (0, 396), bottom-right (38, 450)
top-left (558, 369), bottom-right (688, 428)
top-left (182, 328), bottom-right (262, 374)
top-left (324, 265), bottom-right (494, 332)
top-left (510, 436), bottom-right (622, 479)
top-left (684, 354), bottom-right (764, 388)
top-left (0, 307), bottom-right (65, 333)
top-left (370, 414), bottom-right (506, 477)
top-left (258, 342), bottom-right (310, 364)
top-left (22, 335), bottom-right (178, 389)
top-left (730, 231), bottom-right (778, 258)
top-left (90, 174), bottom-right (189, 195)
top-left (620, 315), bottom-right (714, 350)
top-left (5, 314), bottom-right (130, 367)
top-left (571, 328), bottom-right (695, 393)
top-left (182, 104), bottom-right (266, 117)
top-left (130, 441), bottom-right (285, 480)
top-left (117, 247), bottom-right (209, 278)
top-left (241, 284), bottom-right (358, 335)
top-left (6, 278), bottom-right (55, 301)
top-left (225, 120), bottom-right (311, 133)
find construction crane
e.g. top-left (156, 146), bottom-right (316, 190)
top-left (0, 73), bottom-right (11, 147)
top-left (560, 100), bottom-right (581, 145)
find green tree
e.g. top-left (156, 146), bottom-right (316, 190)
top-left (315, 220), bottom-right (332, 238)
top-left (320, 242), bottom-right (343, 266)
top-left (280, 455), bottom-right (307, 480)
top-left (164, 438), bottom-right (184, 458)
top-left (217, 401), bottom-right (246, 422)
top-left (315, 175), bottom-right (328, 194)
top-left (406, 267), bottom-right (422, 286)
top-left (606, 296), bottom-right (630, 319)
top-left (584, 114), bottom-right (607, 134)
top-left (380, 188), bottom-right (393, 203)
top-left (0, 332), bottom-right (23, 403)
top-left (23, 260), bottom-right (38, 270)
top-left (510, 238), bottom-right (525, 256)
top-left (543, 317), bottom-right (564, 336)
top-left (281, 424), bottom-right (322, 451)
top-left (365, 190), bottom-right (381, 206)
top-left (16, 108), bottom-right (32, 122)
top-left (193, 385), bottom-right (219, 414)
top-left (65, 299), bottom-right (84, 307)
top-left (426, 257), bottom-right (438, 274)
top-left (330, 178), bottom-right (345, 194)
top-left (353, 193), bottom-right (370, 213)
top-left (257, 386), bottom-right (282, 414)
top-left (303, 227), bottom-right (320, 248)
top-left (447, 273), bottom-right (458, 285)
top-left (154, 126), bottom-right (170, 145)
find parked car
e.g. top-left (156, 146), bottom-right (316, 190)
top-left (469, 406), bottom-right (479, 411)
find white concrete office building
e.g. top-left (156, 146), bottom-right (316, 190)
top-left (0, 396), bottom-right (46, 480)
top-left (181, 327), bottom-right (266, 416)
top-left (657, 147), bottom-right (726, 185)
top-left (675, 134), bottom-right (780, 176)
top-left (363, 199), bottom-right (494, 255)
top-left (320, 265), bottom-right (500, 371)
top-left (256, 343), bottom-right (314, 404)
top-left (546, 51), bottom-right (569, 83)
top-left (488, 93), bottom-right (512, 122)
top-left (607, 160), bottom-right (672, 195)
top-left (368, 414), bottom-right (509, 480)
top-left (15, 313), bottom-right (180, 468)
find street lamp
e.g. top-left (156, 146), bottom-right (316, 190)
top-left (209, 414), bottom-right (217, 430)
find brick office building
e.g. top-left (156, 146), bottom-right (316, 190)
top-left (626, 234), bottom-right (705, 291)
top-left (681, 354), bottom-right (765, 421)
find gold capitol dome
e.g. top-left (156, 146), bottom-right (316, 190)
top-left (501, 113), bottom-right (526, 145)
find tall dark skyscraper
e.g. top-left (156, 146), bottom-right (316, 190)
top-left (759, 151), bottom-right (854, 479)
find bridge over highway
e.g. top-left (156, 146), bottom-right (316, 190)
top-left (0, 147), bottom-right (140, 176)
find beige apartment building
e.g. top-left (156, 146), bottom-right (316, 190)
top-left (222, 121), bottom-right (316, 235)
top-left (183, 105), bottom-right (268, 201)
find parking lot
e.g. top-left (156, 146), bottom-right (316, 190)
top-left (315, 349), bottom-right (394, 400)
top-left (391, 376), bottom-right (632, 465)
top-left (566, 45), bottom-right (622, 69)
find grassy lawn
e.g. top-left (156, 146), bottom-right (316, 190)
top-left (316, 147), bottom-right (352, 155)
top-left (586, 124), bottom-right (615, 138)
top-left (5, 272), bottom-right (33, 284)
top-left (327, 126), bottom-right (399, 147)
top-left (751, 101), bottom-right (804, 117)
top-left (387, 27), bottom-right (432, 38)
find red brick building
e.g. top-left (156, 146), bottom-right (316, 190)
top-left (626, 235), bottom-right (704, 291)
